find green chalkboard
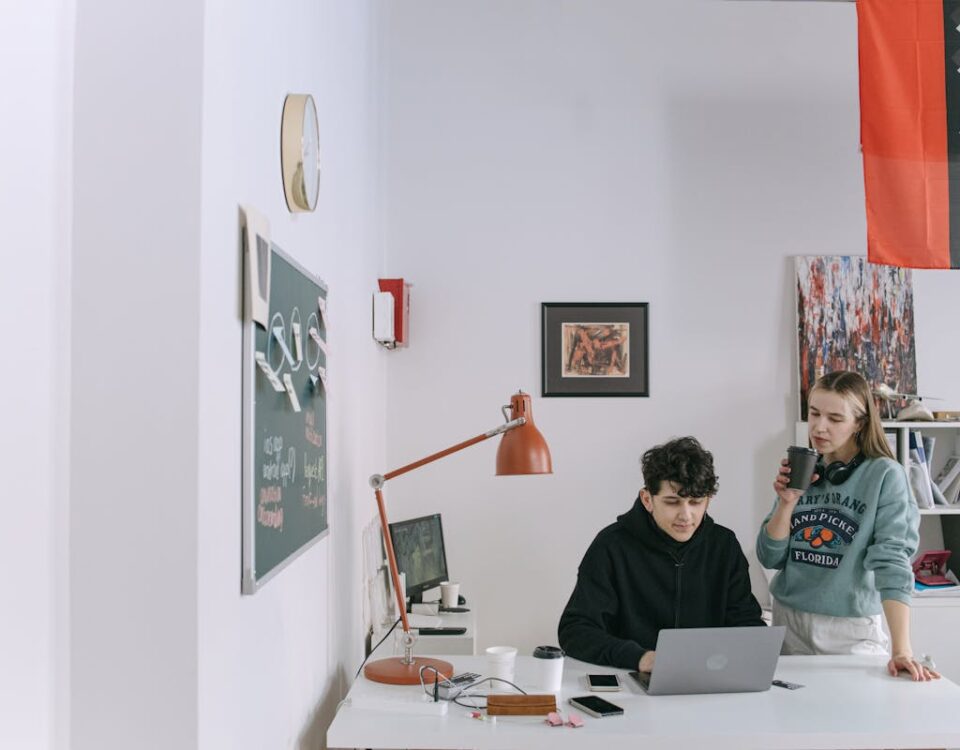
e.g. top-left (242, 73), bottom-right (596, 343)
top-left (242, 239), bottom-right (328, 593)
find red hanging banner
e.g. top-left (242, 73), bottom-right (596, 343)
top-left (858, 0), bottom-right (960, 269)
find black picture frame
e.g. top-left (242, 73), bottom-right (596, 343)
top-left (541, 302), bottom-right (649, 397)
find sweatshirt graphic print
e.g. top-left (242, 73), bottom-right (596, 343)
top-left (756, 457), bottom-right (918, 618)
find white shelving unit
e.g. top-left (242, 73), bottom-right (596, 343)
top-left (878, 421), bottom-right (960, 560)
top-left (371, 608), bottom-right (477, 658)
top-left (795, 420), bottom-right (960, 678)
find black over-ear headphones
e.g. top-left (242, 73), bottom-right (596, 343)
top-left (811, 453), bottom-right (865, 486)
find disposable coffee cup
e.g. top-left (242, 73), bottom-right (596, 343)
top-left (440, 581), bottom-right (460, 609)
top-left (532, 645), bottom-right (565, 693)
top-left (485, 646), bottom-right (517, 690)
top-left (786, 446), bottom-right (819, 490)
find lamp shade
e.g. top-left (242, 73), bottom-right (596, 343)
top-left (496, 392), bottom-right (552, 475)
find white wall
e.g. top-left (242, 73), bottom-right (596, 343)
top-left (0, 2), bottom-right (73, 749)
top-left (71, 1), bottom-right (203, 747)
top-left (7, 1), bottom-right (383, 747)
top-left (197, 2), bottom-right (385, 749)
top-left (381, 0), bottom-right (960, 655)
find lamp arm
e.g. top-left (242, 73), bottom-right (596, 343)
top-left (370, 416), bottom-right (527, 636)
top-left (369, 417), bottom-right (526, 489)
top-left (374, 486), bottom-right (412, 634)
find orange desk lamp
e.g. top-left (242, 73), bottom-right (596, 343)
top-left (364, 391), bottom-right (552, 685)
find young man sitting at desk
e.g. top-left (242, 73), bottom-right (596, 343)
top-left (558, 436), bottom-right (765, 672)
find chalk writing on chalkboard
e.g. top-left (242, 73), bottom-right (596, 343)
top-left (242, 233), bottom-right (328, 594)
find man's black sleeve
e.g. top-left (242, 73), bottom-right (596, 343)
top-left (557, 541), bottom-right (649, 669)
top-left (724, 536), bottom-right (767, 627)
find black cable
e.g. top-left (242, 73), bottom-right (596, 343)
top-left (449, 677), bottom-right (528, 710)
top-left (354, 617), bottom-right (402, 679)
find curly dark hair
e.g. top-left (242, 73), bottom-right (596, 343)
top-left (641, 436), bottom-right (719, 498)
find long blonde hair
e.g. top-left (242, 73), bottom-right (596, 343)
top-left (809, 371), bottom-right (894, 460)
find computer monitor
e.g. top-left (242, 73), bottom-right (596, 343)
top-left (387, 513), bottom-right (449, 605)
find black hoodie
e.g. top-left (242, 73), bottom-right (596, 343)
top-left (557, 496), bottom-right (765, 669)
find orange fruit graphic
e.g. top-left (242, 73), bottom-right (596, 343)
top-left (801, 526), bottom-right (836, 549)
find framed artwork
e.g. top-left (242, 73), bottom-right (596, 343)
top-left (541, 302), bottom-right (649, 397)
top-left (795, 256), bottom-right (916, 420)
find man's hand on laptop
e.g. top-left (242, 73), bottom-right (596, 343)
top-left (638, 651), bottom-right (656, 673)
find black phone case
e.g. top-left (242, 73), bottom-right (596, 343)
top-left (568, 695), bottom-right (624, 717)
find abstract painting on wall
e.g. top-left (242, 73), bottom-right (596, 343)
top-left (795, 256), bottom-right (916, 420)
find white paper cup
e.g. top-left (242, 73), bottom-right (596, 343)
top-left (440, 581), bottom-right (460, 609)
top-left (485, 646), bottom-right (517, 690)
top-left (531, 645), bottom-right (564, 693)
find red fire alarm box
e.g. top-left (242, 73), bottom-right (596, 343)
top-left (377, 278), bottom-right (411, 347)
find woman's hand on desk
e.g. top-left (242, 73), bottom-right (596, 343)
top-left (639, 651), bottom-right (656, 673)
top-left (887, 652), bottom-right (941, 681)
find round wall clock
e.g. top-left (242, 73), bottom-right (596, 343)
top-left (280, 93), bottom-right (321, 212)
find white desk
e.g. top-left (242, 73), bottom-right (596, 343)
top-left (371, 608), bottom-right (477, 657)
top-left (328, 655), bottom-right (960, 749)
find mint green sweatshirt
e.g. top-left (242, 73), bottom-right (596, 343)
top-left (756, 456), bottom-right (918, 617)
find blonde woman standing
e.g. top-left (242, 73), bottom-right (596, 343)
top-left (757, 371), bottom-right (939, 681)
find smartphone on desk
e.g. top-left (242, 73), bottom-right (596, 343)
top-left (568, 695), bottom-right (624, 718)
top-left (587, 674), bottom-right (622, 691)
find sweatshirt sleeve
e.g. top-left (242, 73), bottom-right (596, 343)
top-left (557, 540), bottom-right (648, 670)
top-left (724, 534), bottom-right (767, 627)
top-left (864, 462), bottom-right (919, 605)
top-left (755, 499), bottom-right (789, 570)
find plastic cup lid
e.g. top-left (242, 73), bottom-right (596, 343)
top-left (533, 645), bottom-right (564, 659)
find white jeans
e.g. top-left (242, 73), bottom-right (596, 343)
top-left (772, 599), bottom-right (889, 656)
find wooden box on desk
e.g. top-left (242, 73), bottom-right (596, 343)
top-left (486, 694), bottom-right (557, 716)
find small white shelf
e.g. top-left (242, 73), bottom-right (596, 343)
top-left (881, 420), bottom-right (960, 429)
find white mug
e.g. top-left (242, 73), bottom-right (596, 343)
top-left (485, 646), bottom-right (518, 689)
top-left (440, 581), bottom-right (460, 609)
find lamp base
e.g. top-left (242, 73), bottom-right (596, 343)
top-left (363, 656), bottom-right (455, 685)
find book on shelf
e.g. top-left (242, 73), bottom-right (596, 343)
top-left (908, 453), bottom-right (935, 509)
top-left (905, 429), bottom-right (946, 508)
top-left (933, 455), bottom-right (960, 504)
top-left (945, 473), bottom-right (960, 506)
top-left (909, 430), bottom-right (928, 466)
top-left (932, 482), bottom-right (950, 506)
top-left (921, 434), bottom-right (935, 471)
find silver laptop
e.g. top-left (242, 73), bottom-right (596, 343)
top-left (629, 626), bottom-right (785, 695)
